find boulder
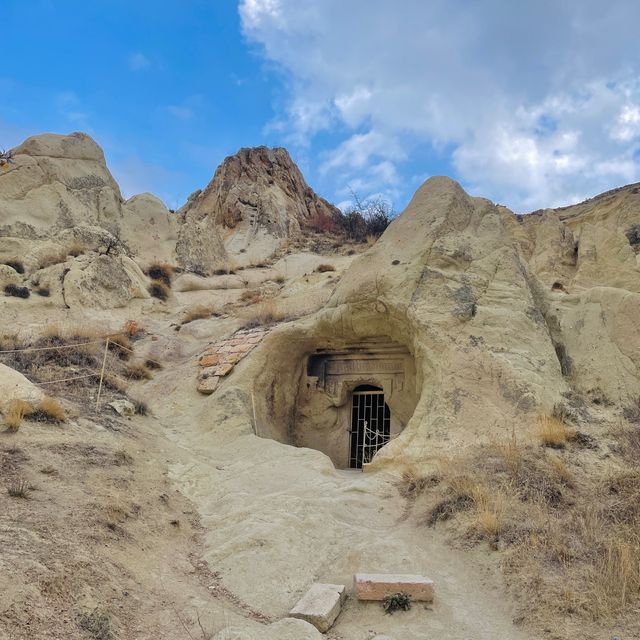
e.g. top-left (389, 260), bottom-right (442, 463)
top-left (0, 364), bottom-right (44, 406)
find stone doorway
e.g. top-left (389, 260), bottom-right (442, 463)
top-left (349, 385), bottom-right (391, 469)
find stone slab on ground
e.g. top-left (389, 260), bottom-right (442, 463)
top-left (289, 583), bottom-right (346, 632)
top-left (354, 573), bottom-right (434, 602)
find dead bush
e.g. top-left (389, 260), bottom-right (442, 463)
top-left (623, 396), bottom-right (640, 424)
top-left (36, 287), bottom-right (50, 297)
top-left (3, 259), bottom-right (24, 274)
top-left (148, 281), bottom-right (170, 302)
top-left (3, 399), bottom-right (32, 432)
top-left (122, 363), bottom-right (152, 381)
top-left (79, 609), bottom-right (113, 640)
top-left (315, 263), bottom-right (336, 273)
top-left (107, 334), bottom-right (131, 360)
top-left (146, 263), bottom-right (174, 287)
top-left (4, 284), bottom-right (30, 298)
top-left (29, 397), bottom-right (66, 423)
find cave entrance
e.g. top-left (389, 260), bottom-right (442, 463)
top-left (349, 385), bottom-right (391, 469)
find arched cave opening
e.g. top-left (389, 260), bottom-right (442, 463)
top-left (290, 337), bottom-right (418, 469)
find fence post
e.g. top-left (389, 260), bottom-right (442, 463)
top-left (96, 338), bottom-right (110, 409)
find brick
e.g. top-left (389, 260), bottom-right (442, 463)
top-left (354, 574), bottom-right (434, 602)
top-left (213, 363), bottom-right (234, 377)
top-left (231, 342), bottom-right (254, 353)
top-left (219, 352), bottom-right (243, 364)
top-left (289, 583), bottom-right (346, 633)
top-left (199, 353), bottom-right (220, 367)
top-left (197, 375), bottom-right (219, 395)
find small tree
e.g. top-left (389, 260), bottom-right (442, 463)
top-left (341, 190), bottom-right (394, 242)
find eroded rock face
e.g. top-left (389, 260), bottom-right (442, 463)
top-left (176, 146), bottom-right (341, 269)
top-left (241, 177), bottom-right (640, 468)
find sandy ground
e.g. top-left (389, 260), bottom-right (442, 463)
top-left (143, 339), bottom-right (540, 640)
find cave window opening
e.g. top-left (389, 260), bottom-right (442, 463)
top-left (349, 385), bottom-right (391, 469)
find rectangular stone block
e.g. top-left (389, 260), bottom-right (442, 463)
top-left (354, 574), bottom-right (434, 602)
top-left (289, 583), bottom-right (346, 633)
top-left (213, 362), bottom-right (234, 377)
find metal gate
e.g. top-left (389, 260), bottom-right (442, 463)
top-left (349, 388), bottom-right (391, 469)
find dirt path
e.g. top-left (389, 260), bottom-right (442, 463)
top-left (144, 350), bottom-right (541, 640)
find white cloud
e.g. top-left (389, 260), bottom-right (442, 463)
top-left (128, 52), bottom-right (150, 71)
top-left (240, 0), bottom-right (640, 211)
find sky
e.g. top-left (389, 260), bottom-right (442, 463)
top-left (3, 1), bottom-right (640, 213)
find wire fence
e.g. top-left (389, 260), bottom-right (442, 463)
top-left (0, 334), bottom-right (162, 408)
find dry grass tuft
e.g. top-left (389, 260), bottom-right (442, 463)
top-left (30, 397), bottom-right (66, 423)
top-left (536, 415), bottom-right (576, 448)
top-left (241, 298), bottom-right (290, 328)
top-left (181, 304), bottom-right (214, 325)
top-left (8, 478), bottom-right (31, 499)
top-left (3, 399), bottom-right (32, 432)
top-left (315, 263), bottom-right (336, 273)
top-left (122, 363), bottom-right (152, 381)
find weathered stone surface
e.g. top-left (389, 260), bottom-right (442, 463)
top-left (197, 375), bottom-right (220, 395)
top-left (354, 573), bottom-right (434, 602)
top-left (107, 399), bottom-right (136, 416)
top-left (0, 363), bottom-right (45, 406)
top-left (289, 583), bottom-right (346, 632)
top-left (177, 146), bottom-right (341, 267)
top-left (213, 618), bottom-right (322, 640)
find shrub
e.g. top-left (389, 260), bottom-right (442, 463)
top-left (339, 193), bottom-right (394, 242)
top-left (36, 287), bottom-right (50, 297)
top-left (107, 334), bottom-right (131, 360)
top-left (79, 609), bottom-right (113, 640)
top-left (3, 399), bottom-right (32, 432)
top-left (148, 281), bottom-right (170, 301)
top-left (122, 363), bottom-right (152, 380)
top-left (146, 263), bottom-right (174, 287)
top-left (4, 284), bottom-right (30, 298)
top-left (383, 592), bottom-right (412, 613)
top-left (4, 259), bottom-right (24, 274)
top-left (144, 358), bottom-right (162, 371)
top-left (131, 398), bottom-right (149, 416)
top-left (315, 263), bottom-right (336, 273)
top-left (7, 478), bottom-right (31, 499)
top-left (29, 397), bottom-right (66, 423)
top-left (306, 210), bottom-right (340, 234)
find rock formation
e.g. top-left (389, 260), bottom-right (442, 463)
top-left (176, 146), bottom-right (341, 269)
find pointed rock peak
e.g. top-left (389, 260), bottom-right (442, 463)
top-left (177, 145), bottom-right (341, 266)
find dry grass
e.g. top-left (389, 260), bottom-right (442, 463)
top-left (122, 363), bottom-right (152, 381)
top-left (315, 263), bottom-right (336, 273)
top-left (3, 399), bottom-right (32, 432)
top-left (536, 415), bottom-right (576, 448)
top-left (30, 397), bottom-right (66, 423)
top-left (240, 289), bottom-right (262, 303)
top-left (414, 422), bottom-right (640, 628)
top-left (241, 298), bottom-right (290, 328)
top-left (7, 478), bottom-right (31, 499)
top-left (181, 304), bottom-right (214, 325)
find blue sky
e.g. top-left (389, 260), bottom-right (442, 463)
top-left (3, 1), bottom-right (640, 213)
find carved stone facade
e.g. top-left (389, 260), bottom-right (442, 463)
top-left (294, 338), bottom-right (418, 468)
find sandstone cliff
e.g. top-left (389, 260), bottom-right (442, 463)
top-left (176, 146), bottom-right (341, 270)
